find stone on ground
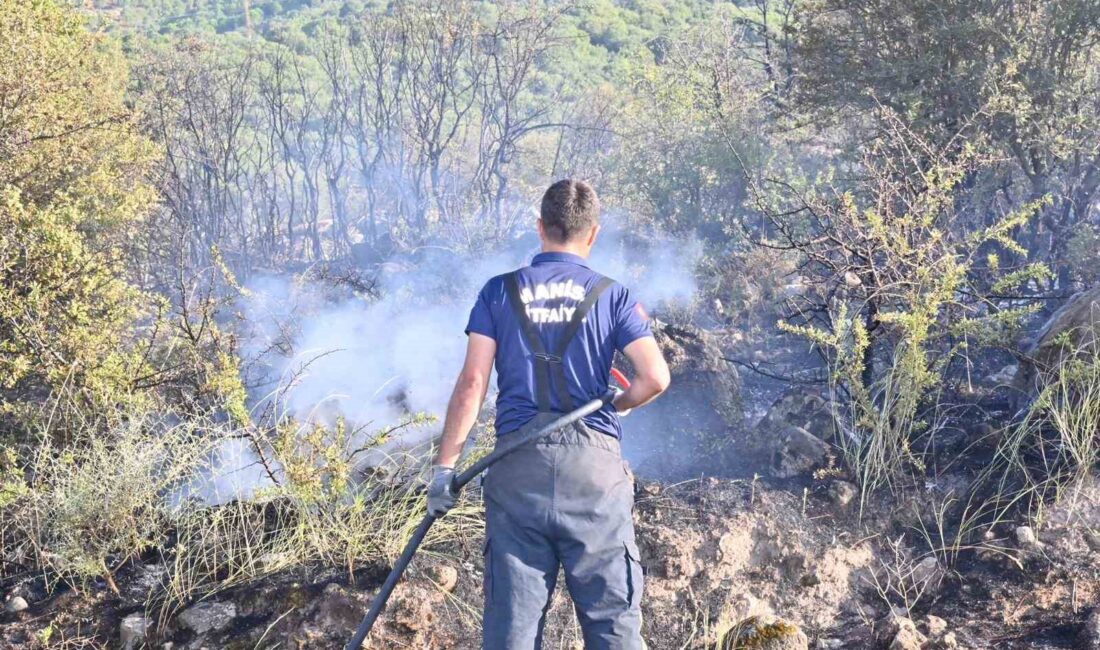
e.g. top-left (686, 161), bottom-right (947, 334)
top-left (426, 564), bottom-right (459, 593)
top-left (120, 613), bottom-right (149, 649)
top-left (178, 601), bottom-right (237, 635)
top-left (720, 615), bottom-right (809, 650)
top-left (880, 613), bottom-right (927, 650)
top-left (772, 425), bottom-right (829, 478)
top-left (1015, 525), bottom-right (1040, 549)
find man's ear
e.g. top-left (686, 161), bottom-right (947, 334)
top-left (537, 218), bottom-right (546, 243)
top-left (586, 223), bottom-right (601, 247)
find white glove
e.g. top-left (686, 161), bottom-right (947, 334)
top-left (427, 465), bottom-right (457, 517)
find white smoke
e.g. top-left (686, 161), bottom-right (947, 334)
top-left (197, 225), bottom-right (702, 502)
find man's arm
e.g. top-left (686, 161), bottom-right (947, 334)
top-left (612, 336), bottom-right (671, 412)
top-left (433, 332), bottom-right (496, 467)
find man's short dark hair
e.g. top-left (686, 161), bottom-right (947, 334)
top-left (540, 179), bottom-right (600, 242)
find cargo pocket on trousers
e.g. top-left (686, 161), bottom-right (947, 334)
top-left (624, 541), bottom-right (643, 609)
top-left (482, 538), bottom-right (493, 603)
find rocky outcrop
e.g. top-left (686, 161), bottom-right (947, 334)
top-left (1016, 285), bottom-right (1100, 394)
top-left (653, 321), bottom-right (743, 428)
top-left (627, 321), bottom-right (744, 478)
top-left (751, 387), bottom-right (836, 478)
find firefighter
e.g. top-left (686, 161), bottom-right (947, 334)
top-left (428, 179), bottom-right (671, 649)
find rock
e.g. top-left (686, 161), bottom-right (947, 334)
top-left (828, 481), bottom-right (857, 508)
top-left (121, 613), bottom-right (149, 649)
top-left (1016, 285), bottom-right (1100, 398)
top-left (720, 615), bottom-right (809, 650)
top-left (426, 564), bottom-right (459, 593)
top-left (758, 387), bottom-right (833, 439)
top-left (911, 556), bottom-right (944, 592)
top-left (921, 614), bottom-right (948, 638)
top-left (938, 631), bottom-right (960, 649)
top-left (653, 322), bottom-right (743, 427)
top-left (122, 563), bottom-right (167, 606)
top-left (391, 584), bottom-right (438, 633)
top-left (1015, 525), bottom-right (1040, 548)
top-left (635, 322), bottom-right (743, 476)
top-left (879, 612), bottom-right (927, 650)
top-left (888, 617), bottom-right (927, 650)
top-left (4, 596), bottom-right (28, 613)
top-left (988, 364), bottom-right (1017, 385)
top-left (1082, 608), bottom-right (1100, 650)
top-left (843, 271), bottom-right (862, 287)
top-left (772, 426), bottom-right (830, 479)
top-left (178, 601), bottom-right (237, 635)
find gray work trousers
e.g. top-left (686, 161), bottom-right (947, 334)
top-left (482, 413), bottom-right (644, 650)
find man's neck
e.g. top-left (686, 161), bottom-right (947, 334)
top-left (541, 244), bottom-right (589, 258)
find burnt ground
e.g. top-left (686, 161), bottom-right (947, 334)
top-left (2, 468), bottom-right (1098, 649)
top-left (3, 321), bottom-right (1098, 649)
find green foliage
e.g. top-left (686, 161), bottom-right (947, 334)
top-left (0, 0), bottom-right (158, 437)
top-left (778, 125), bottom-right (1044, 499)
top-left (793, 0), bottom-right (1100, 289)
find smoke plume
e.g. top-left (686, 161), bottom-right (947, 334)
top-left (198, 225), bottom-right (701, 501)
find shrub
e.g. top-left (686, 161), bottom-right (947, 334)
top-left (775, 113), bottom-right (1047, 503)
top-left (2, 416), bottom-right (207, 594)
top-left (0, 0), bottom-right (158, 440)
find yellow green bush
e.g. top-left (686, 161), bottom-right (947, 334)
top-left (0, 0), bottom-right (158, 438)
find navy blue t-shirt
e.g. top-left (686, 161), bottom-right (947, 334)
top-left (465, 252), bottom-right (652, 438)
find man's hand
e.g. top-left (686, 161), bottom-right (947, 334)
top-left (427, 465), bottom-right (458, 516)
top-left (611, 387), bottom-right (632, 417)
top-left (613, 337), bottom-right (671, 412)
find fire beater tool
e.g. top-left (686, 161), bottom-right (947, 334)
top-left (344, 370), bottom-right (632, 650)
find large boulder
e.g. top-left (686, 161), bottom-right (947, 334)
top-left (653, 321), bottom-right (743, 427)
top-left (1016, 285), bottom-right (1100, 395)
top-left (622, 321), bottom-right (743, 479)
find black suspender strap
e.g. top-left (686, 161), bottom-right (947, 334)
top-left (505, 271), bottom-right (615, 414)
top-left (551, 276), bottom-right (614, 411)
top-left (505, 272), bottom-right (554, 412)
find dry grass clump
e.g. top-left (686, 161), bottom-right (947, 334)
top-left (1, 414), bottom-right (208, 594)
top-left (1, 400), bottom-right (486, 622)
top-left (157, 411), bottom-right (487, 616)
top-left (983, 335), bottom-right (1100, 525)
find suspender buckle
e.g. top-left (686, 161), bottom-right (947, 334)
top-left (533, 353), bottom-right (563, 364)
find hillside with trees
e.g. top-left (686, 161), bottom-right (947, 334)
top-left (2, 1), bottom-right (1100, 648)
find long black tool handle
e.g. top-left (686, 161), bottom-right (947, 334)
top-left (453, 390), bottom-right (614, 490)
top-left (344, 513), bottom-right (435, 650)
top-left (344, 390), bottom-right (615, 650)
